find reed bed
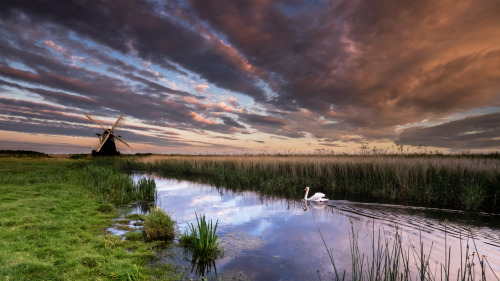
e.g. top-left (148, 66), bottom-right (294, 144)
top-left (117, 155), bottom-right (500, 211)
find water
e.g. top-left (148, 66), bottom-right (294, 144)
top-left (135, 175), bottom-right (500, 280)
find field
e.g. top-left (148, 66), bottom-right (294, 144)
top-left (0, 157), bottom-right (182, 281)
top-left (118, 154), bottom-right (500, 211)
top-left (1, 153), bottom-right (498, 280)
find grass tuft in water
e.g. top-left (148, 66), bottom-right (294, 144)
top-left (136, 177), bottom-right (157, 201)
top-left (180, 213), bottom-right (221, 260)
top-left (144, 207), bottom-right (175, 241)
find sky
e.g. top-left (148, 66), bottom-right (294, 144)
top-left (0, 0), bottom-right (499, 154)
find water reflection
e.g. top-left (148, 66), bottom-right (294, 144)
top-left (137, 175), bottom-right (500, 280)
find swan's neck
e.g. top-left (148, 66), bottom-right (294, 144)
top-left (304, 189), bottom-right (309, 200)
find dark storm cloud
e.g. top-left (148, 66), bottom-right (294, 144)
top-left (123, 73), bottom-right (195, 97)
top-left (237, 112), bottom-right (305, 138)
top-left (0, 0), bottom-right (267, 102)
top-left (0, 57), bottom-right (237, 136)
top-left (397, 113), bottom-right (500, 150)
top-left (220, 116), bottom-right (246, 129)
top-left (0, 79), bottom-right (101, 110)
top-left (0, 97), bottom-right (98, 136)
top-left (190, 0), bottom-right (500, 142)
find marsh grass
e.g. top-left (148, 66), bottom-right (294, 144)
top-left (83, 163), bottom-right (157, 204)
top-left (144, 207), bottom-right (175, 241)
top-left (136, 177), bottom-right (157, 201)
top-left (317, 224), bottom-right (499, 281)
top-left (117, 155), bottom-right (500, 211)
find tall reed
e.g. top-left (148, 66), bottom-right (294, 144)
top-left (318, 224), bottom-right (498, 281)
top-left (116, 155), bottom-right (500, 211)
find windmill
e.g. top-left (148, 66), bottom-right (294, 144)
top-left (85, 114), bottom-right (131, 156)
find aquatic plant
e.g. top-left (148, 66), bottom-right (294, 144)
top-left (317, 224), bottom-right (498, 281)
top-left (136, 177), bottom-right (157, 201)
top-left (180, 213), bottom-right (220, 259)
top-left (144, 207), bottom-right (175, 241)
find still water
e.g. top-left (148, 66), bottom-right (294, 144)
top-left (137, 176), bottom-right (500, 280)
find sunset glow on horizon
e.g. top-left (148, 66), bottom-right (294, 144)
top-left (0, 0), bottom-right (499, 154)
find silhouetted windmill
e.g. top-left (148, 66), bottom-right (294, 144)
top-left (85, 114), bottom-right (131, 156)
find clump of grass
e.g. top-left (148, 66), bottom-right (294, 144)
top-left (115, 225), bottom-right (134, 231)
top-left (125, 213), bottom-right (145, 221)
top-left (180, 213), bottom-right (220, 260)
top-left (96, 203), bottom-right (114, 213)
top-left (117, 219), bottom-right (131, 224)
top-left (83, 164), bottom-right (136, 204)
top-left (83, 164), bottom-right (157, 204)
top-left (136, 177), bottom-right (157, 201)
top-left (125, 231), bottom-right (144, 241)
top-left (144, 207), bottom-right (175, 241)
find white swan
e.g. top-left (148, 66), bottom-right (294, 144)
top-left (304, 186), bottom-right (328, 202)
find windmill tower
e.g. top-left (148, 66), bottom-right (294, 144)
top-left (85, 114), bottom-right (131, 156)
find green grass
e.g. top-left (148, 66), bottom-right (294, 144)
top-left (0, 158), bottom-right (183, 280)
top-left (180, 213), bottom-right (220, 260)
top-left (125, 213), bottom-right (146, 221)
top-left (83, 163), bottom-right (157, 204)
top-left (116, 155), bottom-right (500, 211)
top-left (144, 207), bottom-right (175, 241)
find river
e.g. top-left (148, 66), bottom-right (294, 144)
top-left (130, 175), bottom-right (500, 280)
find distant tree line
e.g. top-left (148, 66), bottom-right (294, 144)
top-left (0, 150), bottom-right (49, 157)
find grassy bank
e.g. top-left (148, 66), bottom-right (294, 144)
top-left (0, 158), bottom-right (181, 280)
top-left (116, 154), bottom-right (500, 211)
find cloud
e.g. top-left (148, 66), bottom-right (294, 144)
top-left (0, 0), bottom-right (499, 152)
top-left (189, 0), bottom-right (500, 139)
top-left (0, 0), bottom-right (267, 101)
top-left (397, 113), bottom-right (500, 150)
top-left (220, 116), bottom-right (246, 129)
top-left (189, 112), bottom-right (217, 125)
top-left (223, 96), bottom-right (239, 107)
top-left (195, 84), bottom-right (209, 94)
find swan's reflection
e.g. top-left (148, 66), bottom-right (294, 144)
top-left (302, 199), bottom-right (328, 211)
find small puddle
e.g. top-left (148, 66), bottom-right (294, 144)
top-left (130, 175), bottom-right (500, 280)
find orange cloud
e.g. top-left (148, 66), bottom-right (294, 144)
top-left (189, 112), bottom-right (218, 124)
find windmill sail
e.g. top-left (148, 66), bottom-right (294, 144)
top-left (86, 113), bottom-right (131, 156)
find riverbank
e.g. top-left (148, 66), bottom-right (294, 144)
top-left (0, 158), bottom-right (182, 280)
top-left (116, 154), bottom-right (500, 212)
